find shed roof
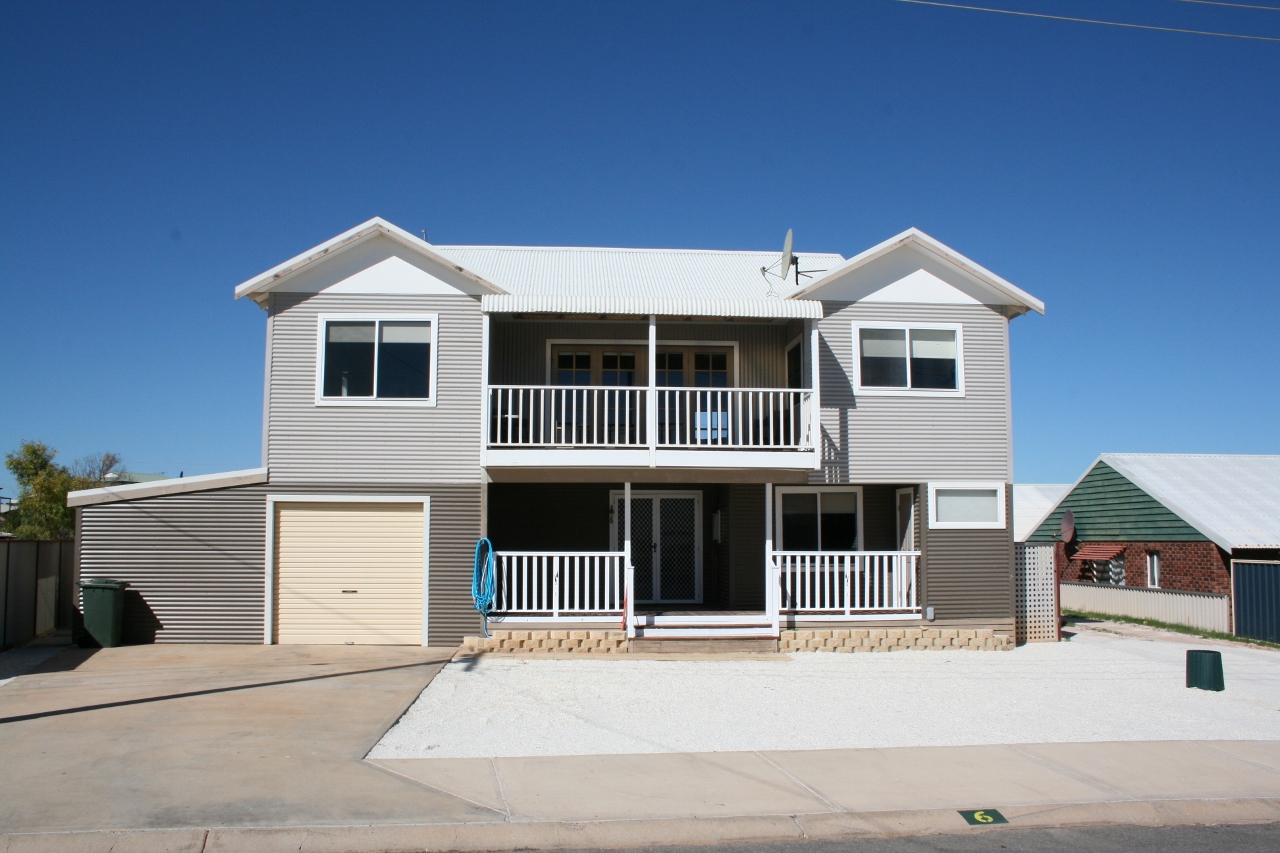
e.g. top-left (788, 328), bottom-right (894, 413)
top-left (1012, 483), bottom-right (1071, 542)
top-left (67, 467), bottom-right (268, 507)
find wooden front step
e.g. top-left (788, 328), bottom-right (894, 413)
top-left (628, 636), bottom-right (780, 654)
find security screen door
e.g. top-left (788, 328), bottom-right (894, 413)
top-left (611, 492), bottom-right (702, 603)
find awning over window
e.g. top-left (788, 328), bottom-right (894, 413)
top-left (1071, 544), bottom-right (1125, 562)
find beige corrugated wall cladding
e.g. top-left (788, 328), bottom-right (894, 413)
top-left (274, 502), bottom-right (424, 645)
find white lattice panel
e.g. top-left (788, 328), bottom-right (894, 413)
top-left (1016, 542), bottom-right (1058, 643)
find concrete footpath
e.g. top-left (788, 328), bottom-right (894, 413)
top-left (0, 645), bottom-right (1277, 852)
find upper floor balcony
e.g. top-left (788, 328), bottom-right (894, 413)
top-left (481, 308), bottom-right (821, 470)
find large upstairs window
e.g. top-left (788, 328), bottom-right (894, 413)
top-left (855, 324), bottom-right (964, 396)
top-left (317, 315), bottom-right (438, 406)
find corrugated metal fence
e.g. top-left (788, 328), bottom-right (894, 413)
top-left (1060, 581), bottom-right (1230, 633)
top-left (1233, 561), bottom-right (1280, 644)
top-left (1015, 542), bottom-right (1058, 642)
top-left (0, 539), bottom-right (75, 650)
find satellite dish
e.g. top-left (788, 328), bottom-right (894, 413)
top-left (1060, 509), bottom-right (1075, 543)
top-left (780, 229), bottom-right (794, 284)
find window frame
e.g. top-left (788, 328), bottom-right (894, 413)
top-left (315, 313), bottom-right (440, 407)
top-left (927, 482), bottom-right (1006, 530)
top-left (852, 322), bottom-right (965, 397)
top-left (1146, 551), bottom-right (1161, 588)
top-left (773, 485), bottom-right (864, 552)
top-left (544, 339), bottom-right (740, 387)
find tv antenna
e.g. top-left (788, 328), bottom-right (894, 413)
top-left (761, 228), bottom-right (827, 296)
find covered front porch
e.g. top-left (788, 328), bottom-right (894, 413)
top-left (482, 481), bottom-right (924, 639)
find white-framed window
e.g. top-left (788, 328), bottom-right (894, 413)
top-left (927, 482), bottom-right (1005, 530)
top-left (315, 314), bottom-right (439, 407)
top-left (774, 486), bottom-right (863, 551)
top-left (853, 323), bottom-right (964, 396)
top-left (1146, 551), bottom-right (1161, 588)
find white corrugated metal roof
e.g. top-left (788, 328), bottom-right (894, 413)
top-left (1100, 454), bottom-right (1280, 550)
top-left (1013, 484), bottom-right (1071, 542)
top-left (434, 245), bottom-right (843, 317)
top-left (480, 294), bottom-right (822, 319)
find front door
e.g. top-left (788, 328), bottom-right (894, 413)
top-left (611, 491), bottom-right (702, 603)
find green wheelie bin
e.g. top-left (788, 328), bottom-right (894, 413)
top-left (79, 578), bottom-right (129, 648)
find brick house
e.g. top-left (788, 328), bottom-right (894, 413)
top-left (1028, 454), bottom-right (1280, 639)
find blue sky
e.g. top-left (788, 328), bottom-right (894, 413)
top-left (1, 0), bottom-right (1277, 498)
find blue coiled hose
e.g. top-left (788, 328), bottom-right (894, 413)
top-left (472, 538), bottom-right (496, 638)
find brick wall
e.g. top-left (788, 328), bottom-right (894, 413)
top-left (1055, 541), bottom-right (1231, 594)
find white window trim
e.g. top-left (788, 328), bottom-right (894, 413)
top-left (927, 482), bottom-right (1006, 530)
top-left (853, 322), bottom-right (965, 397)
top-left (315, 313), bottom-right (440, 407)
top-left (773, 485), bottom-right (865, 552)
top-left (1146, 551), bottom-right (1161, 588)
top-left (264, 494), bottom-right (431, 646)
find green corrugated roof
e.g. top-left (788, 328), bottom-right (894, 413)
top-left (1028, 461), bottom-right (1208, 543)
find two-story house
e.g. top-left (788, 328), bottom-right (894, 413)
top-left (69, 218), bottom-right (1044, 651)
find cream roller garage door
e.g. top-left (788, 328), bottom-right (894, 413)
top-left (274, 501), bottom-right (425, 645)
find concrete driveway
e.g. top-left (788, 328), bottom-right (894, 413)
top-left (0, 644), bottom-right (500, 833)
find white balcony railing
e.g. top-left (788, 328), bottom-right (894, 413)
top-left (487, 386), bottom-right (812, 450)
top-left (655, 388), bottom-right (811, 449)
top-left (491, 551), bottom-right (627, 617)
top-left (489, 386), bottom-right (646, 447)
top-left (773, 551), bottom-right (921, 617)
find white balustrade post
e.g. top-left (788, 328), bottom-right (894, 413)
top-left (624, 481), bottom-right (635, 637)
top-left (647, 316), bottom-right (657, 466)
top-left (809, 319), bottom-right (821, 468)
top-left (552, 556), bottom-right (560, 619)
top-left (765, 483), bottom-right (777, 635)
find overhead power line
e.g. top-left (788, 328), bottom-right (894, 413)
top-left (1172, 1), bottom-right (1280, 10)
top-left (889, 0), bottom-right (1280, 41)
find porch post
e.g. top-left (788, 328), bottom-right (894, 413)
top-left (647, 315), bottom-right (657, 467)
top-left (624, 481), bottom-right (635, 638)
top-left (765, 483), bottom-right (777, 634)
top-left (809, 319), bottom-right (821, 471)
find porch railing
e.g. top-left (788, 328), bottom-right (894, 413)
top-left (488, 386), bottom-right (646, 447)
top-left (491, 551), bottom-right (627, 617)
top-left (486, 386), bottom-right (812, 450)
top-left (773, 551), bottom-right (921, 617)
top-left (655, 388), bottom-right (811, 449)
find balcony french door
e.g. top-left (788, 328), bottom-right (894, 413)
top-left (611, 491), bottom-right (702, 603)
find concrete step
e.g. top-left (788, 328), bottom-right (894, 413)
top-left (628, 636), bottom-right (780, 654)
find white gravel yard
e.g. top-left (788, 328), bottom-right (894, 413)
top-left (369, 628), bottom-right (1280, 759)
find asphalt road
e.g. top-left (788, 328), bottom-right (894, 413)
top-left (561, 822), bottom-right (1280, 853)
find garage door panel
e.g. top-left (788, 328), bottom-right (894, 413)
top-left (275, 502), bottom-right (425, 645)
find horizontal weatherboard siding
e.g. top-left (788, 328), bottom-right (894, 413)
top-left (816, 303), bottom-right (1010, 482)
top-left (76, 482), bottom-right (481, 647)
top-left (268, 292), bottom-right (483, 484)
top-left (77, 485), bottom-right (270, 643)
top-left (489, 319), bottom-right (795, 388)
top-left (922, 484), bottom-right (1014, 623)
top-left (1029, 461), bottom-right (1208, 543)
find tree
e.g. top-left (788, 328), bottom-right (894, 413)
top-left (70, 452), bottom-right (123, 484)
top-left (2, 441), bottom-right (123, 540)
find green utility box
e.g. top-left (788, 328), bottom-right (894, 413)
top-left (79, 578), bottom-right (129, 648)
top-left (1186, 649), bottom-right (1225, 692)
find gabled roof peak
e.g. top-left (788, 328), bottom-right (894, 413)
top-left (788, 227), bottom-right (1045, 315)
top-left (234, 217), bottom-right (508, 305)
